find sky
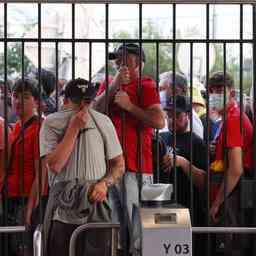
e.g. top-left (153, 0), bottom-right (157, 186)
top-left (0, 3), bottom-right (253, 79)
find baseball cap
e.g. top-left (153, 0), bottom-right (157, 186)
top-left (160, 71), bottom-right (187, 89)
top-left (109, 43), bottom-right (146, 62)
top-left (164, 95), bottom-right (191, 113)
top-left (64, 78), bottom-right (100, 104)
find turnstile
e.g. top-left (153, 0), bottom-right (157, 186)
top-left (140, 207), bottom-right (192, 256)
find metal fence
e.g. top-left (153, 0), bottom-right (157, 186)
top-left (0, 1), bottom-right (256, 256)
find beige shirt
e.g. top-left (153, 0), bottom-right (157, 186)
top-left (40, 107), bottom-right (122, 224)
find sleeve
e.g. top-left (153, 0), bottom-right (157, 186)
top-left (0, 119), bottom-right (4, 150)
top-left (39, 119), bottom-right (59, 158)
top-left (142, 79), bottom-right (160, 108)
top-left (226, 115), bottom-right (243, 148)
top-left (103, 116), bottom-right (123, 160)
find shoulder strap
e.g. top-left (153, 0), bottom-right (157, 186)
top-left (88, 110), bottom-right (109, 172)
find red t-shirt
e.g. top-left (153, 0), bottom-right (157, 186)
top-left (210, 101), bottom-right (253, 202)
top-left (98, 76), bottom-right (160, 173)
top-left (7, 117), bottom-right (40, 197)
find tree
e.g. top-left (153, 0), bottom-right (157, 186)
top-left (112, 20), bottom-right (180, 81)
top-left (0, 43), bottom-right (33, 78)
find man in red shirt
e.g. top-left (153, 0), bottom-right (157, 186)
top-left (208, 71), bottom-right (253, 256)
top-left (4, 78), bottom-right (43, 256)
top-left (94, 43), bottom-right (165, 253)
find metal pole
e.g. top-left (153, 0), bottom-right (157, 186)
top-left (0, 226), bottom-right (26, 234)
top-left (69, 223), bottom-right (120, 256)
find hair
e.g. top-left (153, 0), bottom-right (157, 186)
top-left (208, 71), bottom-right (234, 89)
top-left (12, 78), bottom-right (40, 100)
top-left (35, 69), bottom-right (56, 96)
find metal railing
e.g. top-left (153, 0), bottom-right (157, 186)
top-left (69, 223), bottom-right (120, 256)
top-left (0, 226), bottom-right (26, 234)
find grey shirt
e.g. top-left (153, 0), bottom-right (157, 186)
top-left (40, 107), bottom-right (122, 224)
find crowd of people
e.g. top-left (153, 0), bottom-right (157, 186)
top-left (0, 43), bottom-right (255, 256)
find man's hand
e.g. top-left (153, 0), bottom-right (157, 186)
top-left (88, 180), bottom-right (108, 203)
top-left (115, 66), bottom-right (131, 85)
top-left (210, 201), bottom-right (220, 224)
top-left (69, 106), bottom-right (89, 131)
top-left (114, 90), bottom-right (133, 112)
top-left (161, 154), bottom-right (186, 172)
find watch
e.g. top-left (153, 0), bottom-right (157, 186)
top-left (103, 176), bottom-right (114, 187)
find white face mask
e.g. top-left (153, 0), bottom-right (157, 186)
top-left (209, 93), bottom-right (224, 111)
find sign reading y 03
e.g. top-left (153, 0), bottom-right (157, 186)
top-left (163, 242), bottom-right (190, 255)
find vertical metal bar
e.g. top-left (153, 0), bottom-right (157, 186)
top-left (72, 3), bottom-right (75, 79)
top-left (172, 2), bottom-right (177, 204)
top-left (37, 2), bottom-right (43, 224)
top-left (89, 41), bottom-right (92, 85)
top-left (205, 3), bottom-right (211, 256)
top-left (3, 3), bottom-right (8, 255)
top-left (137, 2), bottom-right (143, 204)
top-left (55, 42), bottom-right (59, 112)
top-left (223, 42), bottom-right (228, 228)
top-left (21, 40), bottom-right (26, 256)
top-left (239, 3), bottom-right (245, 232)
top-left (252, 4), bottom-right (256, 255)
top-left (155, 42), bottom-right (160, 183)
top-left (104, 3), bottom-right (109, 115)
top-left (189, 42), bottom-right (194, 224)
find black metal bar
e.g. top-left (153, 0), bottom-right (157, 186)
top-left (37, 2), bottom-right (43, 224)
top-left (0, 38), bottom-right (253, 43)
top-left (205, 4), bottom-right (211, 256)
top-left (155, 42), bottom-right (160, 183)
top-left (189, 42), bottom-right (194, 224)
top-left (2, 0), bottom-right (256, 4)
top-left (72, 3), bottom-right (75, 79)
top-left (104, 3), bottom-right (109, 115)
top-left (89, 41), bottom-right (92, 84)
top-left (223, 42), bottom-right (228, 228)
top-left (3, 3), bottom-right (8, 255)
top-left (172, 2), bottom-right (177, 204)
top-left (252, 4), bottom-right (256, 255)
top-left (137, 2), bottom-right (143, 204)
top-left (55, 42), bottom-right (59, 111)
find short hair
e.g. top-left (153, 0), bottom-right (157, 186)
top-left (208, 71), bottom-right (234, 89)
top-left (12, 78), bottom-right (40, 100)
top-left (35, 69), bottom-right (56, 96)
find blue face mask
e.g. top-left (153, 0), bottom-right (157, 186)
top-left (209, 93), bottom-right (224, 111)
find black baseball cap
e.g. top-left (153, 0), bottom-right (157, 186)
top-left (64, 78), bottom-right (100, 104)
top-left (164, 95), bottom-right (191, 113)
top-left (109, 43), bottom-right (146, 62)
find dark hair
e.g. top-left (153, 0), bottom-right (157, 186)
top-left (35, 69), bottom-right (56, 96)
top-left (12, 78), bottom-right (40, 100)
top-left (64, 78), bottom-right (99, 105)
top-left (208, 71), bottom-right (234, 89)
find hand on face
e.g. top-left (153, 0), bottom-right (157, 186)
top-left (69, 105), bottom-right (89, 131)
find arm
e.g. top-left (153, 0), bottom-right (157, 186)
top-left (127, 104), bottom-right (165, 129)
top-left (210, 147), bottom-right (243, 222)
top-left (89, 154), bottom-right (125, 203)
top-left (212, 147), bottom-right (243, 205)
top-left (93, 66), bottom-right (130, 113)
top-left (46, 108), bottom-right (88, 173)
top-left (161, 154), bottom-right (206, 190)
top-left (114, 90), bottom-right (165, 129)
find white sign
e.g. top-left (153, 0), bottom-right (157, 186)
top-left (141, 208), bottom-right (192, 256)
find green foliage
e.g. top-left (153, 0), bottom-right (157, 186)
top-left (112, 20), bottom-right (180, 81)
top-left (0, 43), bottom-right (33, 78)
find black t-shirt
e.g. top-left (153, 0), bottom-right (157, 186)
top-left (159, 131), bottom-right (207, 226)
